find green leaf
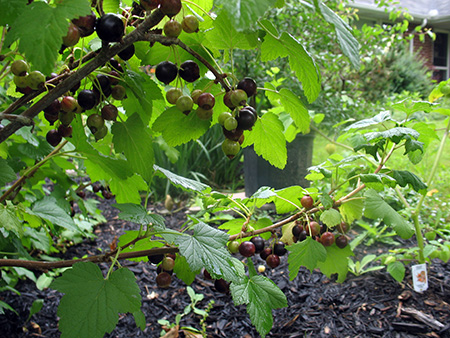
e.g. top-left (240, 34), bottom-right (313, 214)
top-left (391, 170), bottom-right (427, 194)
top-left (317, 245), bottom-right (354, 283)
top-left (31, 196), bottom-right (79, 232)
top-left (391, 99), bottom-right (435, 115)
top-left (278, 88), bottom-right (310, 133)
top-left (122, 71), bottom-right (164, 125)
top-left (287, 237), bottom-right (327, 279)
top-left (109, 174), bottom-right (148, 204)
top-left (364, 127), bottom-right (419, 144)
top-left (316, 1), bottom-right (360, 69)
top-left (152, 107), bottom-right (211, 147)
top-left (4, 0), bottom-right (91, 75)
top-left (27, 299), bottom-right (44, 322)
top-left (0, 300), bottom-right (18, 315)
top-left (51, 262), bottom-right (142, 338)
top-left (364, 189), bottom-right (414, 239)
top-left (175, 222), bottom-right (243, 283)
top-left (344, 111), bottom-right (391, 131)
top-left (113, 203), bottom-right (165, 227)
top-left (204, 10), bottom-right (259, 49)
top-left (273, 186), bottom-right (304, 213)
top-left (219, 217), bottom-right (272, 240)
top-left (117, 230), bottom-right (164, 262)
top-left (0, 202), bottom-right (23, 237)
top-left (0, 158), bottom-right (17, 187)
top-left (259, 20), bottom-right (321, 103)
top-left (154, 165), bottom-right (211, 193)
top-left (0, 0), bottom-right (27, 27)
top-left (320, 193), bottom-right (334, 210)
top-left (215, 0), bottom-right (277, 32)
top-left (319, 209), bottom-right (341, 227)
top-left (112, 113), bottom-right (154, 183)
top-left (243, 112), bottom-right (286, 169)
top-left (387, 261), bottom-right (405, 282)
top-left (230, 275), bottom-right (287, 338)
top-left (340, 198), bottom-right (363, 224)
top-left (174, 255), bottom-right (199, 285)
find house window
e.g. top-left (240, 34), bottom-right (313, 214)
top-left (433, 32), bottom-right (449, 81)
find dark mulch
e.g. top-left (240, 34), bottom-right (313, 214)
top-left (1, 196), bottom-right (449, 338)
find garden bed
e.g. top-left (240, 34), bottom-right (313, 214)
top-left (1, 197), bottom-right (449, 338)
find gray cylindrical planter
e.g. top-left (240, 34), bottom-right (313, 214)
top-left (243, 132), bottom-right (314, 197)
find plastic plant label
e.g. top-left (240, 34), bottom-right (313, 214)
top-left (412, 263), bottom-right (428, 292)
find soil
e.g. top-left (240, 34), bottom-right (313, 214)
top-left (0, 196), bottom-right (449, 338)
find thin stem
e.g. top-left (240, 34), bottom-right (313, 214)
top-left (310, 125), bottom-right (353, 151)
top-left (411, 117), bottom-right (450, 263)
top-left (106, 248), bottom-right (121, 279)
top-left (0, 140), bottom-right (68, 203)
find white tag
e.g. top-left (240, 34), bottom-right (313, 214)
top-left (412, 263), bottom-right (428, 292)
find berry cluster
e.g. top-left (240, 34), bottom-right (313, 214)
top-left (228, 236), bottom-right (287, 270)
top-left (219, 78), bottom-right (258, 158)
top-left (148, 253), bottom-right (176, 288)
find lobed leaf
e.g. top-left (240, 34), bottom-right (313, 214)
top-left (287, 237), bottom-right (327, 279)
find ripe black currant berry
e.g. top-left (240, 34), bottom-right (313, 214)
top-left (78, 89), bottom-right (97, 110)
top-left (236, 107), bottom-right (257, 130)
top-left (222, 127), bottom-right (243, 142)
top-left (298, 230), bottom-right (307, 242)
top-left (214, 279), bottom-right (230, 294)
top-left (335, 235), bottom-right (348, 249)
top-left (76, 190), bottom-right (86, 199)
top-left (237, 77), bottom-right (257, 97)
top-left (182, 15), bottom-right (199, 33)
top-left (102, 189), bottom-right (113, 199)
top-left (95, 74), bottom-right (112, 92)
top-left (57, 124), bottom-right (73, 138)
top-left (111, 85), bottom-right (126, 100)
top-left (179, 60), bottom-right (200, 83)
top-left (238, 241), bottom-right (255, 257)
top-left (140, 0), bottom-right (161, 11)
top-left (46, 130), bottom-right (62, 147)
top-left (44, 111), bottom-right (59, 125)
top-left (320, 232), bottom-right (335, 247)
top-left (300, 195), bottom-right (314, 209)
top-left (109, 58), bottom-right (123, 72)
top-left (160, 0), bottom-right (182, 17)
top-left (72, 12), bottom-right (96, 37)
top-left (92, 183), bottom-right (101, 193)
top-left (156, 271), bottom-right (172, 288)
top-left (250, 236), bottom-right (265, 253)
top-left (118, 44), bottom-right (135, 61)
top-left (266, 254), bottom-right (281, 269)
top-left (11, 60), bottom-right (29, 76)
top-left (43, 99), bottom-right (61, 115)
top-left (292, 224), bottom-right (304, 238)
top-left (203, 268), bottom-right (212, 280)
top-left (337, 222), bottom-right (350, 234)
top-left (62, 23), bottom-right (80, 47)
top-left (108, 70), bottom-right (120, 85)
top-left (222, 139), bottom-right (240, 159)
top-left (87, 114), bottom-right (105, 134)
top-left (96, 13), bottom-right (124, 43)
top-left (101, 104), bottom-right (118, 121)
top-left (197, 92), bottom-right (215, 110)
top-left (260, 247), bottom-right (272, 261)
top-left (163, 20), bottom-right (182, 37)
top-left (155, 61), bottom-right (178, 84)
top-left (273, 241), bottom-right (287, 256)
